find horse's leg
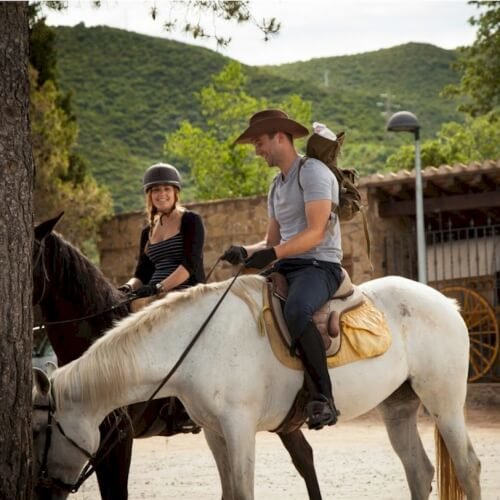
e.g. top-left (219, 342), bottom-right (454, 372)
top-left (203, 428), bottom-right (233, 500)
top-left (95, 418), bottom-right (134, 500)
top-left (221, 416), bottom-right (256, 500)
top-left (277, 429), bottom-right (322, 500)
top-left (411, 379), bottom-right (481, 499)
top-left (377, 382), bottom-right (434, 500)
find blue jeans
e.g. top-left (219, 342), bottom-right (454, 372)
top-left (270, 258), bottom-right (343, 343)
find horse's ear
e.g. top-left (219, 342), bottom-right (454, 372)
top-left (33, 367), bottom-right (51, 396)
top-left (34, 212), bottom-right (64, 241)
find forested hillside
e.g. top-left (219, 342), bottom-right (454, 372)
top-left (266, 43), bottom-right (461, 140)
top-left (54, 24), bottom-right (462, 211)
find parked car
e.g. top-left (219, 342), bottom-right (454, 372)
top-left (32, 334), bottom-right (58, 371)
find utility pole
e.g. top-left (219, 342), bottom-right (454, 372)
top-left (377, 91), bottom-right (400, 120)
top-left (377, 92), bottom-right (400, 137)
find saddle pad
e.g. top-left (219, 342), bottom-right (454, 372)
top-left (331, 298), bottom-right (391, 367)
top-left (261, 295), bottom-right (391, 371)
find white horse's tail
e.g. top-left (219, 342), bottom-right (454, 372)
top-left (435, 427), bottom-right (465, 500)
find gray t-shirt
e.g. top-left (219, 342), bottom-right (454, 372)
top-left (268, 156), bottom-right (343, 263)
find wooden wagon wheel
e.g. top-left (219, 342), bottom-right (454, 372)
top-left (440, 286), bottom-right (499, 382)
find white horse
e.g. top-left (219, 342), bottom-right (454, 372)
top-left (32, 275), bottom-right (481, 499)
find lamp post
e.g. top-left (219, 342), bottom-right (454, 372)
top-left (387, 111), bottom-right (427, 284)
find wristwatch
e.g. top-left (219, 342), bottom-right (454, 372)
top-left (155, 282), bottom-right (164, 293)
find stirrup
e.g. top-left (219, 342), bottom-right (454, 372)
top-left (160, 401), bottom-right (202, 435)
top-left (177, 419), bottom-right (202, 434)
top-left (305, 395), bottom-right (340, 430)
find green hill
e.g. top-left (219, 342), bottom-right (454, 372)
top-left (53, 25), bottom-right (462, 212)
top-left (266, 43), bottom-right (461, 139)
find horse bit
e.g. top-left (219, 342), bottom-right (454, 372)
top-left (33, 395), bottom-right (96, 493)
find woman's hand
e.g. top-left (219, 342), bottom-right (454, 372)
top-left (134, 284), bottom-right (161, 298)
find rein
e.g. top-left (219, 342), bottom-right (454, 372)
top-left (36, 260), bottom-right (243, 493)
top-left (33, 297), bottom-right (135, 331)
top-left (204, 256), bottom-right (221, 281)
top-left (33, 235), bottom-right (132, 329)
top-left (136, 264), bottom-right (244, 405)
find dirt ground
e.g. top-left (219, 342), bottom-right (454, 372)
top-left (73, 406), bottom-right (499, 500)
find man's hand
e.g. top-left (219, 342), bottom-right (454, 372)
top-left (133, 284), bottom-right (160, 298)
top-left (245, 248), bottom-right (277, 269)
top-left (221, 245), bottom-right (248, 265)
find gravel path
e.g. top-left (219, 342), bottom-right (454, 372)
top-left (73, 407), bottom-right (499, 499)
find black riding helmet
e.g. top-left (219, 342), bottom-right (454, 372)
top-left (143, 163), bottom-right (182, 192)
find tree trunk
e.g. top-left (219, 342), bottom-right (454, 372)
top-left (0, 2), bottom-right (34, 498)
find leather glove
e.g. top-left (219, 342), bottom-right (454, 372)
top-left (117, 284), bottom-right (132, 294)
top-left (133, 284), bottom-right (160, 298)
top-left (221, 245), bottom-right (248, 265)
top-left (245, 248), bottom-right (277, 270)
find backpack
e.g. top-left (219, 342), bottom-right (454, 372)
top-left (298, 131), bottom-right (362, 221)
top-left (298, 131), bottom-right (371, 264)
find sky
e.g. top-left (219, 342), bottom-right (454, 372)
top-left (44, 0), bottom-right (479, 66)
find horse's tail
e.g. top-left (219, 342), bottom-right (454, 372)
top-left (435, 426), bottom-right (465, 500)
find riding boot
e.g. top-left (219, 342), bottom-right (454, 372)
top-left (296, 322), bottom-right (340, 430)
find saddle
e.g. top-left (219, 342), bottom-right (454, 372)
top-left (263, 270), bottom-right (391, 434)
top-left (266, 269), bottom-right (364, 357)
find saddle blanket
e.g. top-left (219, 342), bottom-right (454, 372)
top-left (261, 295), bottom-right (391, 371)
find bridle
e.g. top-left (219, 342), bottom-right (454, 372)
top-left (34, 389), bottom-right (132, 494)
top-left (34, 395), bottom-right (96, 493)
top-left (33, 237), bottom-right (49, 306)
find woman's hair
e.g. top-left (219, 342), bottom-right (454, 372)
top-left (145, 185), bottom-right (181, 238)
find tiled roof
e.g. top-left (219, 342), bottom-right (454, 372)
top-left (360, 159), bottom-right (500, 187)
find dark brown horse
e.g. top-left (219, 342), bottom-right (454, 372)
top-left (33, 214), bottom-right (322, 500)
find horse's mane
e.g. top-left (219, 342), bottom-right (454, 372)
top-left (44, 232), bottom-right (123, 315)
top-left (53, 274), bottom-right (265, 409)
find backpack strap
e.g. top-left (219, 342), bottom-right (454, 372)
top-left (269, 173), bottom-right (280, 208)
top-left (297, 156), bottom-right (308, 192)
top-left (298, 155), bottom-right (372, 269)
top-left (298, 155), bottom-right (339, 218)
top-left (359, 206), bottom-right (372, 270)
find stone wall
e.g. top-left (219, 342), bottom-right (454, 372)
top-left (98, 187), bottom-right (397, 286)
top-left (98, 183), bottom-right (500, 381)
top-left (99, 195), bottom-right (269, 286)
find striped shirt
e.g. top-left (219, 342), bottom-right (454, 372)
top-left (147, 233), bottom-right (189, 289)
top-left (134, 211), bottom-right (206, 287)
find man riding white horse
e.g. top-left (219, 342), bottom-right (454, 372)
top-left (222, 109), bottom-right (342, 430)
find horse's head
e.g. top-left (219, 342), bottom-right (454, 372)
top-left (33, 213), bottom-right (64, 305)
top-left (32, 367), bottom-right (100, 499)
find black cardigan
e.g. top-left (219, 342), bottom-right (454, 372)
top-left (133, 210), bottom-right (206, 286)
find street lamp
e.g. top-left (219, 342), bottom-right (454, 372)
top-left (387, 111), bottom-right (427, 284)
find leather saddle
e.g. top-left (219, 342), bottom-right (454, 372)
top-left (266, 268), bottom-right (364, 357)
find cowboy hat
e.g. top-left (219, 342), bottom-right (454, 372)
top-left (234, 109), bottom-right (309, 144)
